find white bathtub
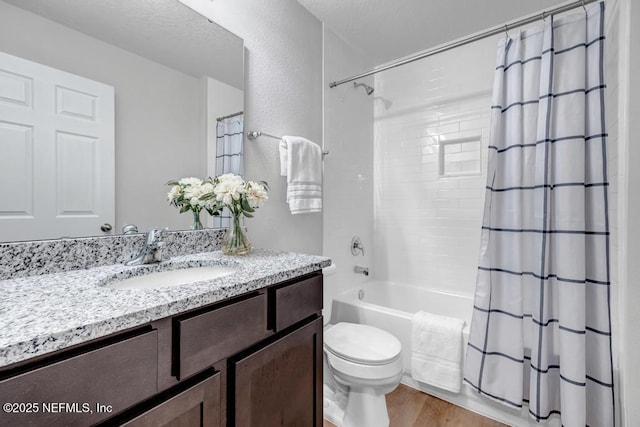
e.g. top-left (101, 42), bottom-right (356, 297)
top-left (330, 282), bottom-right (472, 375)
top-left (329, 281), bottom-right (558, 427)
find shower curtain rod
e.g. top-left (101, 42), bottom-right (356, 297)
top-left (328, 0), bottom-right (596, 88)
top-left (216, 111), bottom-right (244, 121)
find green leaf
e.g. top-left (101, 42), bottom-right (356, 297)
top-left (206, 206), bottom-right (222, 216)
top-left (243, 212), bottom-right (254, 218)
top-left (240, 198), bottom-right (254, 212)
top-left (179, 205), bottom-right (190, 214)
top-left (199, 193), bottom-right (215, 201)
top-left (166, 180), bottom-right (180, 186)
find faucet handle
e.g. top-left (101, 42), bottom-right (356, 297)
top-left (146, 227), bottom-right (168, 244)
top-left (153, 241), bottom-right (169, 261)
top-left (351, 236), bottom-right (365, 256)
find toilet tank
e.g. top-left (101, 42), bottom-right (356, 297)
top-left (322, 263), bottom-right (337, 325)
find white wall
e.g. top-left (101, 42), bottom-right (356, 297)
top-left (322, 26), bottom-right (374, 314)
top-left (0, 1), bottom-right (206, 233)
top-left (372, 35), bottom-right (497, 295)
top-left (210, 0), bottom-right (324, 254)
top-left (619, 0), bottom-right (640, 424)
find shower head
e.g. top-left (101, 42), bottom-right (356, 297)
top-left (353, 82), bottom-right (374, 95)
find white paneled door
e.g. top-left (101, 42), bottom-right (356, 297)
top-left (0, 52), bottom-right (114, 241)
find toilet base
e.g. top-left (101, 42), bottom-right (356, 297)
top-left (342, 386), bottom-right (390, 427)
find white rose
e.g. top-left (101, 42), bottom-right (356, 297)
top-left (178, 177), bottom-right (202, 186)
top-left (246, 181), bottom-right (268, 208)
top-left (202, 182), bottom-right (214, 193)
top-left (167, 185), bottom-right (182, 202)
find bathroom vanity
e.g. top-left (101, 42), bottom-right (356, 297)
top-left (0, 249), bottom-right (329, 426)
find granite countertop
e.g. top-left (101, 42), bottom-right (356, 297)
top-left (0, 249), bottom-right (330, 368)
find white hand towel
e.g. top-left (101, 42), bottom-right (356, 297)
top-left (280, 136), bottom-right (322, 214)
top-left (278, 140), bottom-right (288, 177)
top-left (411, 311), bottom-right (465, 393)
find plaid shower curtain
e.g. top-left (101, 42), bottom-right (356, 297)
top-left (463, 3), bottom-right (615, 426)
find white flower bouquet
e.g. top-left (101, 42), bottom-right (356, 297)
top-left (166, 177), bottom-right (220, 229)
top-left (202, 173), bottom-right (269, 218)
top-left (167, 174), bottom-right (268, 254)
top-left (201, 174), bottom-right (269, 255)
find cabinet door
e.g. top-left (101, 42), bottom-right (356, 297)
top-left (121, 371), bottom-right (220, 427)
top-left (232, 317), bottom-right (322, 427)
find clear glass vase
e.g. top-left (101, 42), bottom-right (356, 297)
top-left (191, 209), bottom-right (204, 230)
top-left (222, 212), bottom-right (252, 255)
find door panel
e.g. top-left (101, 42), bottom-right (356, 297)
top-left (0, 120), bottom-right (33, 216)
top-left (0, 51), bottom-right (114, 241)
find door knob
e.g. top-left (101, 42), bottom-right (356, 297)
top-left (100, 223), bottom-right (113, 232)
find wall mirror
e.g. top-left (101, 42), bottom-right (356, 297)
top-left (0, 0), bottom-right (244, 242)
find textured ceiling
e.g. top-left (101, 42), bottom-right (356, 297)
top-left (3, 0), bottom-right (244, 89)
top-left (298, 0), bottom-right (568, 67)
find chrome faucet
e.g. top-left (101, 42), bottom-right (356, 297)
top-left (354, 265), bottom-right (369, 276)
top-left (125, 227), bottom-right (168, 266)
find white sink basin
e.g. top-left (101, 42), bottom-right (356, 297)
top-left (107, 266), bottom-right (237, 290)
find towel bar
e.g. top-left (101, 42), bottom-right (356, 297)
top-left (247, 131), bottom-right (329, 156)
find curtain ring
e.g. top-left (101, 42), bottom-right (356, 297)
top-left (504, 24), bottom-right (509, 39)
top-left (581, 0), bottom-right (587, 14)
top-left (541, 11), bottom-right (546, 21)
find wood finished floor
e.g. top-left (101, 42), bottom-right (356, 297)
top-left (323, 384), bottom-right (507, 427)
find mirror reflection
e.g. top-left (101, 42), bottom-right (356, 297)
top-left (0, 0), bottom-right (244, 242)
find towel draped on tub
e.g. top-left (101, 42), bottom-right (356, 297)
top-left (411, 311), bottom-right (465, 393)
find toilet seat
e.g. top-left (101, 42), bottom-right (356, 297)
top-left (324, 322), bottom-right (402, 366)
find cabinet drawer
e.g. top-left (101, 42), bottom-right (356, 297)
top-left (0, 330), bottom-right (158, 427)
top-left (175, 292), bottom-right (268, 379)
top-left (273, 274), bottom-right (322, 332)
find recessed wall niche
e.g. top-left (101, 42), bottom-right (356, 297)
top-left (438, 135), bottom-right (482, 177)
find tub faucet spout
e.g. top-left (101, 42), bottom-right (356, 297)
top-left (354, 265), bottom-right (369, 276)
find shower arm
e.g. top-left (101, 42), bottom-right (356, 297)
top-left (353, 82), bottom-right (374, 95)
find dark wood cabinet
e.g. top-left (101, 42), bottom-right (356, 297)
top-left (232, 317), bottom-right (323, 427)
top-left (174, 292), bottom-right (269, 380)
top-left (271, 274), bottom-right (323, 332)
top-left (0, 271), bottom-right (323, 427)
top-left (0, 330), bottom-right (158, 427)
top-left (121, 371), bottom-right (221, 427)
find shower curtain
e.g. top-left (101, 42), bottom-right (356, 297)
top-left (213, 114), bottom-right (244, 228)
top-left (463, 3), bottom-right (614, 426)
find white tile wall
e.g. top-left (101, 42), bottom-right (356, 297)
top-left (373, 36), bottom-right (497, 296)
top-left (373, 27), bottom-right (620, 299)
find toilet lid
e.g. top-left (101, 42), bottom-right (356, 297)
top-left (324, 322), bottom-right (401, 365)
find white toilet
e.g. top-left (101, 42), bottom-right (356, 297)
top-left (324, 322), bottom-right (403, 427)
